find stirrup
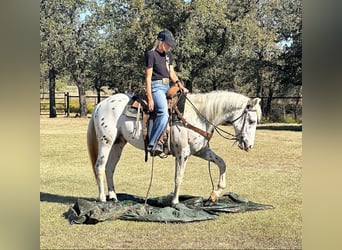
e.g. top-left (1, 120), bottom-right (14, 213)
top-left (158, 153), bottom-right (168, 159)
top-left (149, 144), bottom-right (163, 157)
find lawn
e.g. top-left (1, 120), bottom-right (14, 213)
top-left (40, 117), bottom-right (302, 249)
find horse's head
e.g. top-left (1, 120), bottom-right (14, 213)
top-left (231, 98), bottom-right (261, 152)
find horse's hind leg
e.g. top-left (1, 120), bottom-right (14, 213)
top-left (194, 147), bottom-right (227, 201)
top-left (95, 144), bottom-right (112, 202)
top-left (105, 136), bottom-right (126, 201)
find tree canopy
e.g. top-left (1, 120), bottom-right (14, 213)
top-left (40, 0), bottom-right (302, 117)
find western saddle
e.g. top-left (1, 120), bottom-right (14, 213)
top-left (124, 85), bottom-right (212, 161)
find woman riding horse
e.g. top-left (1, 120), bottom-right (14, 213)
top-left (145, 29), bottom-right (188, 156)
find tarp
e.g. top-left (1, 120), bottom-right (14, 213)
top-left (65, 192), bottom-right (274, 224)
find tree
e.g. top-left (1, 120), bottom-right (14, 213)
top-left (40, 0), bottom-right (302, 121)
top-left (56, 0), bottom-right (93, 117)
top-left (41, 0), bottom-right (99, 117)
top-left (40, 0), bottom-right (66, 117)
top-left (277, 0), bottom-right (302, 93)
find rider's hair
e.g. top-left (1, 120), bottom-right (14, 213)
top-left (151, 40), bottom-right (162, 51)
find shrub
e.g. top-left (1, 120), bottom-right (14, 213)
top-left (264, 103), bottom-right (302, 123)
top-left (68, 99), bottom-right (96, 114)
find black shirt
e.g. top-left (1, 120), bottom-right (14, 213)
top-left (145, 50), bottom-right (173, 81)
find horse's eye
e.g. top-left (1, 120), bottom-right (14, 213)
top-left (249, 119), bottom-right (256, 125)
top-left (246, 104), bottom-right (251, 110)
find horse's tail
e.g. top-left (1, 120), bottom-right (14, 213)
top-left (87, 115), bottom-right (98, 181)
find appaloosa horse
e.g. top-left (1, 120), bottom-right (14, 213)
top-left (87, 90), bottom-right (261, 204)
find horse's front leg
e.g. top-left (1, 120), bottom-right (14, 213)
top-left (194, 147), bottom-right (227, 202)
top-left (172, 148), bottom-right (190, 205)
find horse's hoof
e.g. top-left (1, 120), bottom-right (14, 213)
top-left (171, 199), bottom-right (179, 207)
top-left (209, 191), bottom-right (218, 202)
top-left (97, 195), bottom-right (107, 203)
top-left (107, 197), bottom-right (118, 203)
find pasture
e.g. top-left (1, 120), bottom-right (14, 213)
top-left (40, 117), bottom-right (302, 249)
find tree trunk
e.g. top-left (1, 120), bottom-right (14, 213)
top-left (49, 67), bottom-right (57, 118)
top-left (256, 65), bottom-right (263, 97)
top-left (77, 83), bottom-right (87, 117)
top-left (294, 86), bottom-right (302, 123)
top-left (96, 86), bottom-right (101, 104)
top-left (72, 70), bottom-right (88, 117)
top-left (265, 87), bottom-right (273, 119)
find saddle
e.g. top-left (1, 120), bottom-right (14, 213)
top-left (124, 85), bottom-right (210, 161)
top-left (123, 86), bottom-right (184, 161)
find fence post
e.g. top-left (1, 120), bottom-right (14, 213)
top-left (65, 92), bottom-right (70, 117)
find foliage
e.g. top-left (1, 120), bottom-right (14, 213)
top-left (40, 0), bottom-right (302, 118)
top-left (55, 79), bottom-right (67, 91)
top-left (68, 99), bottom-right (95, 114)
top-left (266, 104), bottom-right (302, 123)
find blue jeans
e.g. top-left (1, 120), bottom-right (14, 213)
top-left (148, 80), bottom-right (170, 150)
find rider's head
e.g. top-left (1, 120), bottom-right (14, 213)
top-left (157, 29), bottom-right (176, 47)
top-left (152, 29), bottom-right (176, 52)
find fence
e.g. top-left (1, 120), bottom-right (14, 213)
top-left (258, 96), bottom-right (302, 123)
top-left (40, 92), bottom-right (68, 115)
top-left (40, 92), bottom-right (302, 123)
top-left (40, 92), bottom-right (109, 116)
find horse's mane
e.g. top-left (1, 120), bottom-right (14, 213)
top-left (186, 90), bottom-right (261, 123)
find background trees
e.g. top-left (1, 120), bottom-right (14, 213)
top-left (40, 0), bottom-right (302, 119)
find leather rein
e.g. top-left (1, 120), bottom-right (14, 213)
top-left (171, 93), bottom-right (256, 142)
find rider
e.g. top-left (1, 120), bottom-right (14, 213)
top-left (145, 29), bottom-right (189, 156)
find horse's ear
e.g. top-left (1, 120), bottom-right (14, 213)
top-left (252, 98), bottom-right (261, 107)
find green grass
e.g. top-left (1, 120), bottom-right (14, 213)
top-left (40, 117), bottom-right (302, 249)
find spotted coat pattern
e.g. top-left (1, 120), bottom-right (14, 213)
top-left (87, 91), bottom-right (261, 204)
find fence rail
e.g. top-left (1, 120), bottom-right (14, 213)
top-left (40, 92), bottom-right (302, 123)
top-left (40, 92), bottom-right (68, 115)
top-left (40, 92), bottom-right (109, 116)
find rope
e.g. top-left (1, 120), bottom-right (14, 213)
top-left (144, 155), bottom-right (155, 206)
top-left (207, 142), bottom-right (215, 192)
top-left (143, 91), bottom-right (242, 206)
top-left (143, 91), bottom-right (181, 207)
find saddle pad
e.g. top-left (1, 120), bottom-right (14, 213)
top-left (124, 103), bottom-right (142, 119)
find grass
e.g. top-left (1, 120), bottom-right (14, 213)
top-left (40, 117), bottom-right (302, 249)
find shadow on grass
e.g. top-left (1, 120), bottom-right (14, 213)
top-left (257, 124), bottom-right (302, 131)
top-left (40, 192), bottom-right (96, 204)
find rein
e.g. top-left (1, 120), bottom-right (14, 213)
top-left (176, 94), bottom-right (256, 199)
top-left (173, 105), bottom-right (213, 140)
top-left (181, 94), bottom-right (247, 142)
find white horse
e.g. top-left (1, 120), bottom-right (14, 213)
top-left (87, 90), bottom-right (261, 205)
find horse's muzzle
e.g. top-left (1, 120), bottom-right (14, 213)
top-left (238, 139), bottom-right (252, 152)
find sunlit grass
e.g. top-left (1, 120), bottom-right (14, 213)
top-left (40, 117), bottom-right (302, 249)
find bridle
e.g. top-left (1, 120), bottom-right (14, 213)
top-left (179, 94), bottom-right (257, 194)
top-left (169, 93), bottom-right (258, 197)
top-left (182, 94), bottom-right (257, 143)
top-left (229, 102), bottom-right (257, 143)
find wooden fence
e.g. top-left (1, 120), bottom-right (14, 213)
top-left (40, 92), bottom-right (109, 116)
top-left (40, 92), bottom-right (302, 123)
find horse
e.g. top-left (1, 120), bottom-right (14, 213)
top-left (87, 90), bottom-right (262, 205)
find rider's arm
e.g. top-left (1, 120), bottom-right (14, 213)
top-left (169, 65), bottom-right (188, 93)
top-left (145, 67), bottom-right (154, 111)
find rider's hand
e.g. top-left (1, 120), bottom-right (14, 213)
top-left (148, 98), bottom-right (154, 112)
top-left (179, 86), bottom-right (189, 94)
